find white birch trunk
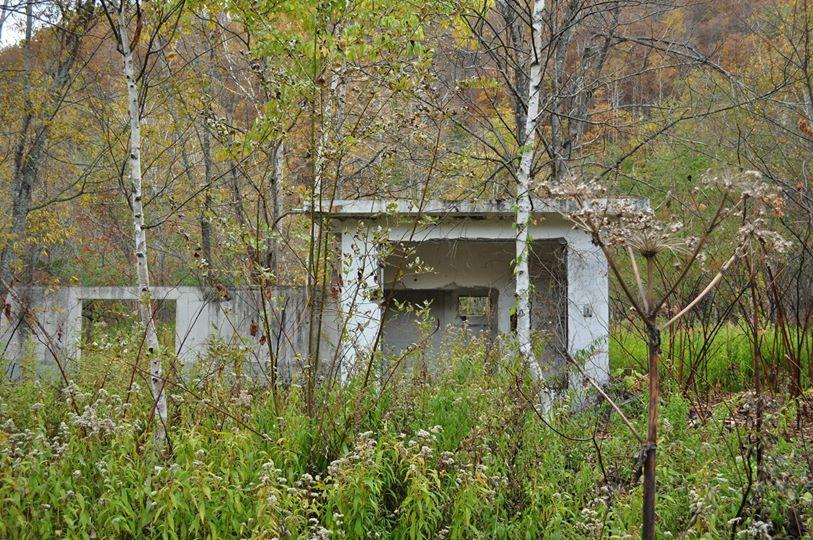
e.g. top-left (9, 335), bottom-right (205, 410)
top-left (270, 140), bottom-right (284, 277)
top-left (516, 0), bottom-right (546, 381)
top-left (118, 6), bottom-right (167, 448)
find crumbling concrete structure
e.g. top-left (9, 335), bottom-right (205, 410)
top-left (1, 286), bottom-right (335, 380)
top-left (323, 199), bottom-right (614, 387)
top-left (3, 199), bottom-right (623, 390)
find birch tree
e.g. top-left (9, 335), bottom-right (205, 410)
top-left (99, 0), bottom-right (184, 450)
top-left (515, 0), bottom-right (546, 380)
top-left (440, 0), bottom-right (758, 382)
top-left (269, 140), bottom-right (285, 277)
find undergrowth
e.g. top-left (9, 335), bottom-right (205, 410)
top-left (0, 332), bottom-right (811, 538)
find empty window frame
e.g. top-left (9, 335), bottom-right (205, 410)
top-left (457, 295), bottom-right (490, 318)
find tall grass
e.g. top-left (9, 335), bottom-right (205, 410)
top-left (0, 331), bottom-right (810, 538)
top-left (610, 323), bottom-right (811, 394)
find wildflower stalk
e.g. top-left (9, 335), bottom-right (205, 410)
top-left (553, 170), bottom-right (786, 540)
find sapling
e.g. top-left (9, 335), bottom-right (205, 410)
top-left (551, 170), bottom-right (786, 540)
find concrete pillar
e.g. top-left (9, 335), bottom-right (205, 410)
top-left (338, 221), bottom-right (382, 382)
top-left (566, 231), bottom-right (610, 388)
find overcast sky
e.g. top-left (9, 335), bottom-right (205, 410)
top-left (1, 3), bottom-right (28, 48)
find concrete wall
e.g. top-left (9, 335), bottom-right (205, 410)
top-left (2, 215), bottom-right (609, 389)
top-left (1, 286), bottom-right (339, 381)
top-left (381, 288), bottom-right (499, 362)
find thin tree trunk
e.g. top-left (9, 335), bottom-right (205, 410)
top-left (496, 0), bottom-right (528, 146)
top-left (515, 0), bottom-right (545, 381)
top-left (269, 140), bottom-right (284, 278)
top-left (200, 120), bottom-right (213, 270)
top-left (0, 144), bottom-right (40, 306)
top-left (14, 247), bottom-right (38, 359)
top-left (318, 0), bottom-right (348, 199)
top-left (199, 31), bottom-right (216, 277)
top-left (1, 0), bottom-right (93, 306)
top-left (117, 6), bottom-right (167, 450)
top-left (0, 0), bottom-right (14, 43)
top-left (550, 2), bottom-right (578, 182)
top-left (306, 6), bottom-right (341, 407)
top-left (0, 0), bottom-right (34, 306)
top-left (228, 162), bottom-right (257, 277)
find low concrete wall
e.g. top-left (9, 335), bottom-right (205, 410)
top-left (1, 286), bottom-right (339, 381)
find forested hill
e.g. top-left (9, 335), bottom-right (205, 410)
top-left (0, 0), bottom-right (808, 290)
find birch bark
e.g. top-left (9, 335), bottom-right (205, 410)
top-left (117, 5), bottom-right (167, 449)
top-left (515, 0), bottom-right (546, 381)
top-left (270, 140), bottom-right (285, 277)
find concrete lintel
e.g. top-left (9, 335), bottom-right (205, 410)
top-left (297, 198), bottom-right (649, 219)
top-left (383, 220), bottom-right (575, 242)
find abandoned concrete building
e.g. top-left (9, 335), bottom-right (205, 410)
top-left (328, 199), bottom-right (609, 386)
top-left (1, 199), bottom-right (610, 388)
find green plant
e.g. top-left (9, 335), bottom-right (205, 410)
top-left (0, 329), bottom-right (809, 538)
